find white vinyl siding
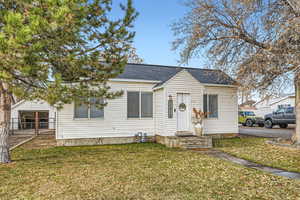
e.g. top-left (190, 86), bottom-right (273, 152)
top-left (163, 70), bottom-right (205, 136)
top-left (56, 81), bottom-right (155, 139)
top-left (203, 86), bottom-right (238, 134)
top-left (161, 70), bottom-right (237, 136)
top-left (154, 88), bottom-right (165, 135)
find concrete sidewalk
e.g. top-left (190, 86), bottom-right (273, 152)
top-left (199, 150), bottom-right (300, 180)
top-left (8, 134), bottom-right (34, 149)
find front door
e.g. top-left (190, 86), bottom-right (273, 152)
top-left (177, 93), bottom-right (191, 131)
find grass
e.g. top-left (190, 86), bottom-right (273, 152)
top-left (1, 139), bottom-right (300, 199)
top-left (215, 137), bottom-right (300, 173)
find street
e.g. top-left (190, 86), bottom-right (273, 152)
top-left (239, 125), bottom-right (295, 139)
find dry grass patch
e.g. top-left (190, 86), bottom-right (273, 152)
top-left (0, 142), bottom-right (300, 199)
top-left (215, 137), bottom-right (300, 173)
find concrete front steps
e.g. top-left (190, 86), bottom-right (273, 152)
top-left (156, 134), bottom-right (213, 149)
top-left (178, 136), bottom-right (213, 149)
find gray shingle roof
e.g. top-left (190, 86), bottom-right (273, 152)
top-left (117, 63), bottom-right (236, 86)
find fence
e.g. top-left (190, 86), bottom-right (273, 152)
top-left (10, 117), bottom-right (56, 135)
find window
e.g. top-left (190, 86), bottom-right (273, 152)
top-left (203, 94), bottom-right (218, 118)
top-left (90, 98), bottom-right (104, 118)
top-left (74, 98), bottom-right (104, 119)
top-left (127, 91), bottom-right (153, 118)
top-left (141, 92), bottom-right (153, 118)
top-left (74, 100), bottom-right (89, 118)
top-left (286, 107), bottom-right (294, 114)
top-left (244, 111), bottom-right (255, 116)
top-left (127, 92), bottom-right (140, 118)
top-left (276, 108), bottom-right (285, 114)
top-left (278, 104), bottom-right (291, 109)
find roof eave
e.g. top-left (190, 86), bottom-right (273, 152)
top-left (109, 78), bottom-right (161, 84)
top-left (203, 83), bottom-right (238, 88)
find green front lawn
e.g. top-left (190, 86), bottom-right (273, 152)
top-left (215, 137), bottom-right (300, 173)
top-left (1, 141), bottom-right (300, 199)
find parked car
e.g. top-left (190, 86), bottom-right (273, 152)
top-left (239, 111), bottom-right (264, 127)
top-left (264, 107), bottom-right (295, 128)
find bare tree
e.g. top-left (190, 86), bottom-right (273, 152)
top-left (172, 0), bottom-right (300, 142)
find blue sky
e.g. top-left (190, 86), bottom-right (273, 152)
top-left (113, 0), bottom-right (203, 68)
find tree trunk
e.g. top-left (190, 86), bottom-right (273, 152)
top-left (293, 74), bottom-right (300, 143)
top-left (0, 82), bottom-right (11, 163)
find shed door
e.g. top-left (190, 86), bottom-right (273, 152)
top-left (177, 93), bottom-right (191, 131)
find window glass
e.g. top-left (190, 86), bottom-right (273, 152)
top-left (141, 92), bottom-right (153, 118)
top-left (286, 107), bottom-right (294, 113)
top-left (90, 97), bottom-right (104, 118)
top-left (168, 99), bottom-right (173, 118)
top-left (74, 100), bottom-right (88, 118)
top-left (245, 111), bottom-right (255, 116)
top-left (127, 92), bottom-right (140, 118)
top-left (277, 108), bottom-right (285, 113)
top-left (209, 95), bottom-right (218, 118)
top-left (203, 94), bottom-right (218, 118)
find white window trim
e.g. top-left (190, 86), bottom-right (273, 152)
top-left (204, 94), bottom-right (219, 119)
top-left (73, 99), bottom-right (104, 120)
top-left (127, 90), bottom-right (153, 119)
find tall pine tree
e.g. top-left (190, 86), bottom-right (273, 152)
top-left (0, 0), bottom-right (137, 163)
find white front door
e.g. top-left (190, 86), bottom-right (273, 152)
top-left (177, 93), bottom-right (191, 131)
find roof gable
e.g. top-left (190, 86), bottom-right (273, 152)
top-left (154, 69), bottom-right (203, 89)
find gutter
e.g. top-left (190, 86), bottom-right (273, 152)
top-left (203, 83), bottom-right (238, 88)
top-left (109, 78), bottom-right (161, 84)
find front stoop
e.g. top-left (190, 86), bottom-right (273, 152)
top-left (178, 136), bottom-right (213, 149)
top-left (155, 135), bottom-right (212, 149)
top-left (175, 131), bottom-right (194, 137)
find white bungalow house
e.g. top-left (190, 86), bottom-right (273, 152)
top-left (56, 64), bottom-right (238, 146)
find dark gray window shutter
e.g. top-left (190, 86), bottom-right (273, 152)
top-left (203, 94), bottom-right (208, 114)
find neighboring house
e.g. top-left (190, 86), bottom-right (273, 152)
top-left (239, 100), bottom-right (257, 112)
top-left (254, 94), bottom-right (295, 117)
top-left (11, 100), bottom-right (56, 130)
top-left (56, 63), bottom-right (238, 146)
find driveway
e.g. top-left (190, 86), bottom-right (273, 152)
top-left (239, 125), bottom-right (294, 139)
